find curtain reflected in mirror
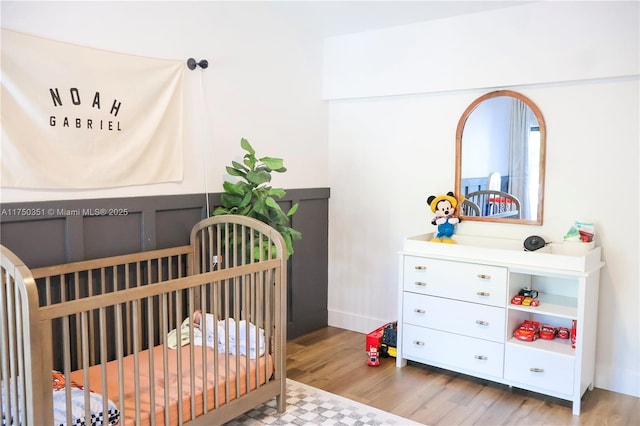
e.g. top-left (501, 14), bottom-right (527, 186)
top-left (455, 90), bottom-right (546, 225)
top-left (509, 98), bottom-right (539, 219)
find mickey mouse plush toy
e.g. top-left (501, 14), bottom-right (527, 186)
top-left (427, 191), bottom-right (463, 243)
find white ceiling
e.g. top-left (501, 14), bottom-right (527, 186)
top-left (265, 1), bottom-right (536, 37)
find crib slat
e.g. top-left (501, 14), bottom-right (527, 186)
top-left (161, 294), bottom-right (171, 425)
top-left (115, 301), bottom-right (126, 424)
top-left (132, 299), bottom-right (142, 425)
top-left (199, 283), bottom-right (209, 416)
top-left (147, 294), bottom-right (156, 426)
top-left (200, 232), bottom-right (206, 273)
top-left (255, 270), bottom-right (263, 387)
top-left (234, 276), bottom-right (241, 401)
top-left (16, 286), bottom-right (27, 426)
top-left (44, 275), bottom-right (51, 306)
top-left (80, 311), bottom-right (91, 424)
top-left (98, 307), bottom-right (109, 426)
top-left (89, 270), bottom-right (99, 365)
top-left (0, 270), bottom-right (8, 419)
top-left (156, 256), bottom-right (161, 283)
top-left (125, 263), bottom-right (132, 354)
top-left (187, 287), bottom-right (196, 420)
top-left (265, 267), bottom-right (273, 387)
top-left (0, 269), bottom-right (18, 425)
top-left (62, 314), bottom-right (73, 425)
top-left (175, 290), bottom-right (184, 425)
top-left (212, 283), bottom-right (220, 410)
top-left (223, 277), bottom-right (230, 406)
top-left (242, 274), bottom-right (249, 392)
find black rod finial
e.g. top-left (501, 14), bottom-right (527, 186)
top-left (187, 58), bottom-right (209, 70)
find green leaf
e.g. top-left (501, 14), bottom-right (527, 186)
top-left (268, 203), bottom-right (288, 219)
top-left (260, 157), bottom-right (284, 171)
top-left (238, 190), bottom-right (253, 208)
top-left (240, 138), bottom-right (255, 156)
top-left (282, 232), bottom-right (293, 257)
top-left (287, 203), bottom-right (299, 216)
top-left (237, 204), bottom-right (251, 216)
top-left (243, 155), bottom-right (256, 170)
top-left (265, 196), bottom-right (280, 209)
top-left (213, 206), bottom-right (230, 215)
top-left (220, 193), bottom-right (243, 207)
top-left (226, 166), bottom-right (246, 177)
top-left (268, 188), bottom-right (286, 198)
top-left (253, 198), bottom-right (267, 215)
top-left (246, 170), bottom-right (271, 185)
top-left (231, 161), bottom-right (249, 173)
top-left (222, 180), bottom-right (246, 195)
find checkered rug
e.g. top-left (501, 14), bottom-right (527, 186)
top-left (224, 379), bottom-right (422, 425)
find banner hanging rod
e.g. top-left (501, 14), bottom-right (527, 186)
top-left (187, 58), bottom-right (208, 70)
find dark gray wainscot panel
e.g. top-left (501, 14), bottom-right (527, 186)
top-left (0, 188), bottom-right (329, 339)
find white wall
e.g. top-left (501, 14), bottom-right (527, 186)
top-left (325, 2), bottom-right (639, 398)
top-left (0, 1), bottom-right (329, 202)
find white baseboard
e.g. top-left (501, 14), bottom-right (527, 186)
top-left (327, 308), bottom-right (395, 335)
top-left (595, 362), bottom-right (640, 398)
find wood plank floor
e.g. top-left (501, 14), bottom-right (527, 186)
top-left (286, 327), bottom-right (639, 425)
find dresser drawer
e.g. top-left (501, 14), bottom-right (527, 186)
top-left (402, 293), bottom-right (506, 343)
top-left (402, 324), bottom-right (504, 379)
top-left (504, 342), bottom-right (575, 396)
top-left (403, 256), bottom-right (507, 307)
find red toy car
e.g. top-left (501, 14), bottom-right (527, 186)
top-left (557, 327), bottom-right (570, 339)
top-left (539, 324), bottom-right (557, 340)
top-left (514, 320), bottom-right (540, 341)
top-left (511, 295), bottom-right (524, 305)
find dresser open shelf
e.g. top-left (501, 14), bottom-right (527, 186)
top-left (396, 233), bottom-right (604, 415)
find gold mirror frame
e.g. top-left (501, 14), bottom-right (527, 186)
top-left (455, 90), bottom-right (546, 225)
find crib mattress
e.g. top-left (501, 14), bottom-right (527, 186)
top-left (69, 344), bottom-right (273, 426)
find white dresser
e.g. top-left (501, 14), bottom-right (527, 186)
top-left (396, 233), bottom-right (604, 415)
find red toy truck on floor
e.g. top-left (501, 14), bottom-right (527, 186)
top-left (366, 322), bottom-right (397, 358)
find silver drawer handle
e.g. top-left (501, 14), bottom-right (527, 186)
top-left (415, 265), bottom-right (427, 270)
top-left (530, 368), bottom-right (544, 373)
top-left (414, 308), bottom-right (426, 314)
top-left (476, 291), bottom-right (490, 296)
top-left (413, 340), bottom-right (425, 346)
top-left (477, 274), bottom-right (491, 279)
top-left (474, 355), bottom-right (488, 360)
top-left (475, 320), bottom-right (489, 326)
top-left (415, 281), bottom-right (427, 287)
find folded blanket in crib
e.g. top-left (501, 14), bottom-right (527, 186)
top-left (195, 317), bottom-right (266, 359)
top-left (1, 371), bottom-right (120, 426)
top-left (167, 315), bottom-right (265, 359)
top-left (167, 317), bottom-right (201, 349)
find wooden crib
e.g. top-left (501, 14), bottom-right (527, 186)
top-left (0, 215), bottom-right (287, 425)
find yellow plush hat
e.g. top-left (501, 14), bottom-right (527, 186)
top-left (428, 192), bottom-right (459, 213)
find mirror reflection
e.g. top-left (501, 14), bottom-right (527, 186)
top-left (455, 90), bottom-right (546, 225)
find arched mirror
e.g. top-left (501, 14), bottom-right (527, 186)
top-left (455, 90), bottom-right (546, 225)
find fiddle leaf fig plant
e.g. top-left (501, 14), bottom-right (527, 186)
top-left (213, 138), bottom-right (302, 258)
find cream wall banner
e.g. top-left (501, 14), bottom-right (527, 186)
top-left (1, 29), bottom-right (185, 189)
